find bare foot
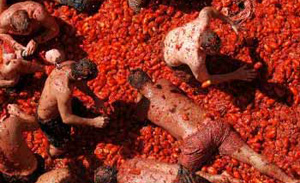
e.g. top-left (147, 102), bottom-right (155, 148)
top-left (7, 104), bottom-right (23, 117)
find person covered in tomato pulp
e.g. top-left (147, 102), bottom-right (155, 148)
top-left (127, 69), bottom-right (299, 183)
top-left (163, 7), bottom-right (257, 88)
top-left (37, 58), bottom-right (109, 158)
top-left (0, 1), bottom-right (59, 57)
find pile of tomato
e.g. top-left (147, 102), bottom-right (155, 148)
top-left (0, 0), bottom-right (298, 182)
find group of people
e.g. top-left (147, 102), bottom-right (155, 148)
top-left (0, 1), bottom-right (298, 183)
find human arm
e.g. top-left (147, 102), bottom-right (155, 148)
top-left (199, 7), bottom-right (238, 35)
top-left (196, 171), bottom-right (242, 183)
top-left (0, 77), bottom-right (19, 87)
top-left (189, 56), bottom-right (256, 87)
top-left (0, 34), bottom-right (25, 51)
top-left (76, 82), bottom-right (105, 109)
top-left (57, 87), bottom-right (108, 128)
top-left (15, 58), bottom-right (44, 73)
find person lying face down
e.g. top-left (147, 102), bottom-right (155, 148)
top-left (0, 104), bottom-right (45, 183)
top-left (0, 1), bottom-right (60, 56)
top-left (53, 0), bottom-right (102, 13)
top-left (37, 58), bottom-right (109, 158)
top-left (0, 34), bottom-right (44, 88)
top-left (163, 7), bottom-right (256, 88)
top-left (127, 69), bottom-right (299, 183)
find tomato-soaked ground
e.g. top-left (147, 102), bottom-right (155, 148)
top-left (0, 0), bottom-right (299, 182)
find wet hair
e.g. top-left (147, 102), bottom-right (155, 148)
top-left (200, 30), bottom-right (221, 54)
top-left (10, 10), bottom-right (30, 32)
top-left (94, 165), bottom-right (118, 183)
top-left (128, 69), bottom-right (151, 89)
top-left (71, 58), bottom-right (98, 81)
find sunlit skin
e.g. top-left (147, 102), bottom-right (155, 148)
top-left (35, 168), bottom-right (81, 183)
top-left (0, 1), bottom-right (59, 56)
top-left (37, 61), bottom-right (108, 157)
top-left (128, 70), bottom-right (299, 183)
top-left (0, 34), bottom-right (44, 88)
top-left (163, 7), bottom-right (256, 87)
top-left (0, 104), bottom-right (39, 178)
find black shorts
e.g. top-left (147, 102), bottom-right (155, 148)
top-left (38, 115), bottom-right (71, 149)
top-left (0, 154), bottom-right (45, 183)
top-left (37, 97), bottom-right (87, 148)
top-left (174, 165), bottom-right (211, 183)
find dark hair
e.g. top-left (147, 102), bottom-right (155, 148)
top-left (200, 30), bottom-right (221, 54)
top-left (10, 10), bottom-right (30, 32)
top-left (128, 69), bottom-right (151, 89)
top-left (71, 58), bottom-right (98, 81)
top-left (94, 165), bottom-right (118, 183)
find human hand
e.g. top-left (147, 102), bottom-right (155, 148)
top-left (23, 39), bottom-right (38, 56)
top-left (234, 65), bottom-right (257, 82)
top-left (221, 172), bottom-right (243, 183)
top-left (91, 116), bottom-right (109, 128)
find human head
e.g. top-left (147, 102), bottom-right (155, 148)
top-left (70, 58), bottom-right (98, 81)
top-left (45, 49), bottom-right (65, 64)
top-left (128, 69), bottom-right (151, 89)
top-left (200, 29), bottom-right (221, 55)
top-left (94, 165), bottom-right (117, 183)
top-left (10, 10), bottom-right (31, 33)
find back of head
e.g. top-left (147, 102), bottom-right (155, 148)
top-left (128, 69), bottom-right (151, 89)
top-left (71, 58), bottom-right (98, 81)
top-left (94, 165), bottom-right (117, 183)
top-left (200, 30), bottom-right (221, 55)
top-left (10, 10), bottom-right (30, 32)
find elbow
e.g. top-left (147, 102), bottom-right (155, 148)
top-left (61, 115), bottom-right (73, 124)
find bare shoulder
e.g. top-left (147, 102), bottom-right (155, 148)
top-left (30, 2), bottom-right (48, 20)
top-left (49, 71), bottom-right (70, 95)
top-left (36, 168), bottom-right (74, 183)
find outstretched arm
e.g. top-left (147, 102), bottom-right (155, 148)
top-left (196, 171), bottom-right (241, 183)
top-left (189, 57), bottom-right (256, 87)
top-left (76, 82), bottom-right (105, 109)
top-left (199, 7), bottom-right (238, 34)
top-left (0, 77), bottom-right (19, 87)
top-left (16, 58), bottom-right (44, 74)
top-left (57, 88), bottom-right (108, 128)
top-left (0, 34), bottom-right (25, 51)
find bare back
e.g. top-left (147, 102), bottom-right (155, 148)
top-left (0, 116), bottom-right (37, 176)
top-left (118, 158), bottom-right (179, 183)
top-left (37, 62), bottom-right (73, 120)
top-left (140, 79), bottom-right (206, 139)
top-left (0, 1), bottom-right (45, 35)
top-left (163, 12), bottom-right (208, 68)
